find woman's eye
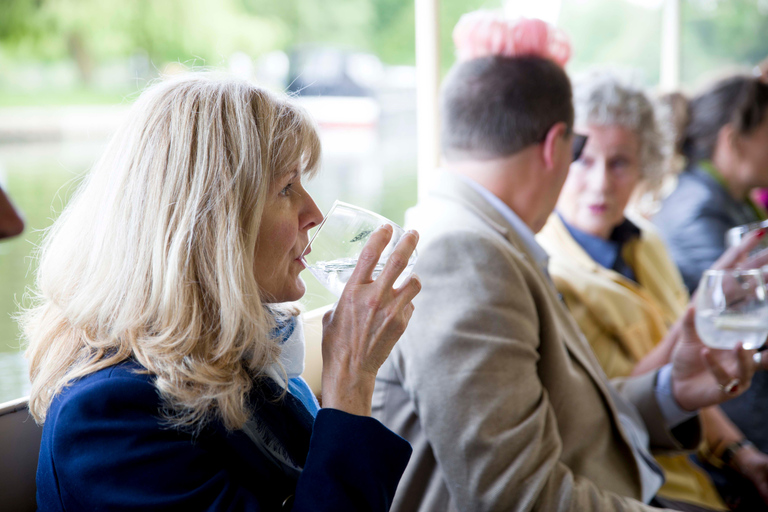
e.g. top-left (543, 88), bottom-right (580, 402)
top-left (610, 158), bottom-right (630, 172)
top-left (279, 183), bottom-right (293, 196)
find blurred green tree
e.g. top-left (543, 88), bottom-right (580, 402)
top-left (0, 0), bottom-right (285, 83)
top-left (682, 0), bottom-right (768, 85)
top-left (0, 0), bottom-right (766, 88)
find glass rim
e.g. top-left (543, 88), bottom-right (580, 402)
top-left (727, 220), bottom-right (768, 235)
top-left (701, 268), bottom-right (765, 277)
top-left (300, 200), bottom-right (403, 262)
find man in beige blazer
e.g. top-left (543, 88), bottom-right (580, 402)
top-left (371, 25), bottom-right (765, 512)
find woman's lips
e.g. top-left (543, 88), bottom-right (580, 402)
top-left (588, 204), bottom-right (608, 214)
top-left (296, 248), bottom-right (310, 268)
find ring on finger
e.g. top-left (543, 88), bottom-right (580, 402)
top-left (719, 378), bottom-right (741, 395)
top-left (754, 351), bottom-right (764, 368)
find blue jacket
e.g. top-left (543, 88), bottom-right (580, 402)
top-left (36, 360), bottom-right (412, 511)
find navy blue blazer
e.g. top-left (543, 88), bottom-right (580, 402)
top-left (36, 360), bottom-right (412, 511)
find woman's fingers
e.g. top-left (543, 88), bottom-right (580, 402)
top-left (703, 347), bottom-right (740, 395)
top-left (375, 230), bottom-right (419, 289)
top-left (736, 345), bottom-right (758, 387)
top-left (713, 229), bottom-right (765, 270)
top-left (745, 246), bottom-right (768, 270)
top-left (756, 349), bottom-right (768, 372)
top-left (347, 224), bottom-right (394, 285)
top-left (703, 344), bottom-right (757, 397)
top-left (395, 273), bottom-right (422, 305)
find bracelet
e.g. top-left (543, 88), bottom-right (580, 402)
top-left (721, 439), bottom-right (754, 468)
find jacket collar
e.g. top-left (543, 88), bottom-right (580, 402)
top-left (428, 173), bottom-right (618, 403)
top-left (430, 173), bottom-right (551, 271)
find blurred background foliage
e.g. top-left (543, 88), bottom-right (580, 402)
top-left (1, 0), bottom-right (767, 98)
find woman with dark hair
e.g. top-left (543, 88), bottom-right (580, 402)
top-left (653, 75), bottom-right (768, 510)
top-left (654, 75), bottom-right (768, 294)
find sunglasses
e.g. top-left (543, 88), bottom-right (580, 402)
top-left (571, 133), bottom-right (588, 162)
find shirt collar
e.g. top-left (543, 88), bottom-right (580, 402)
top-left (457, 174), bottom-right (550, 274)
top-left (559, 213), bottom-right (640, 275)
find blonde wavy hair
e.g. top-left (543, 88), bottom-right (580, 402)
top-left (21, 73), bottom-right (321, 431)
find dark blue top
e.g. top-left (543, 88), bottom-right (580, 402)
top-left (36, 360), bottom-right (412, 511)
top-left (653, 165), bottom-right (761, 294)
top-left (559, 213), bottom-right (641, 282)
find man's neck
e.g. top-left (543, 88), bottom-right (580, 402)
top-left (444, 149), bottom-right (548, 232)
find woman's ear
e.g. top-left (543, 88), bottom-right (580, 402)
top-left (718, 122), bottom-right (740, 155)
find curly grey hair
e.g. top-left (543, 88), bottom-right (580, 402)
top-left (572, 70), bottom-right (673, 184)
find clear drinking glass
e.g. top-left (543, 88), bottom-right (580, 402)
top-left (301, 201), bottom-right (417, 298)
top-left (695, 269), bottom-right (768, 350)
top-left (725, 220), bottom-right (768, 254)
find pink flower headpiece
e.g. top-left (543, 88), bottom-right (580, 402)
top-left (453, 10), bottom-right (572, 68)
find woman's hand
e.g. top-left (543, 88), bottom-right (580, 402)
top-left (670, 307), bottom-right (766, 411)
top-left (709, 228), bottom-right (768, 272)
top-left (320, 224), bottom-right (421, 416)
top-left (734, 445), bottom-right (768, 504)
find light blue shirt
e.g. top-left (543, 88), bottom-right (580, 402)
top-left (458, 175), bottom-right (698, 502)
top-left (458, 175), bottom-right (550, 276)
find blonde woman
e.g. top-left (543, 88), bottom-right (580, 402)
top-left (24, 73), bottom-right (420, 511)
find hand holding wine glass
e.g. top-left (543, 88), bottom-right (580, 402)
top-left (671, 307), bottom-right (764, 411)
top-left (319, 224), bottom-right (421, 416)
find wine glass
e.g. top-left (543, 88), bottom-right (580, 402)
top-left (301, 201), bottom-right (418, 298)
top-left (695, 268), bottom-right (768, 350)
top-left (725, 220), bottom-right (768, 255)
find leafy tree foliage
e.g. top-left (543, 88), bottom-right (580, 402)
top-left (0, 0), bottom-right (765, 88)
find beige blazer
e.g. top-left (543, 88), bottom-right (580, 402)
top-left (372, 174), bottom-right (699, 512)
top-left (538, 214), bottom-right (726, 510)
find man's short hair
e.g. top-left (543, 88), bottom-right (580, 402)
top-left (440, 56), bottom-right (574, 160)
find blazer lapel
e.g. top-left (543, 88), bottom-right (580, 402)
top-left (218, 380), bottom-right (315, 477)
top-left (431, 175), bottom-right (626, 427)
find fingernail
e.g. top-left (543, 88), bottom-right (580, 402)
top-left (758, 229), bottom-right (766, 239)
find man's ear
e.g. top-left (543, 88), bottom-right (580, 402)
top-left (542, 122), bottom-right (569, 170)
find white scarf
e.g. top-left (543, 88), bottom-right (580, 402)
top-left (265, 316), bottom-right (306, 388)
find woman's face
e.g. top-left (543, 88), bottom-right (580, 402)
top-left (254, 170), bottom-right (323, 303)
top-left (739, 112), bottom-right (768, 187)
top-left (557, 124), bottom-right (642, 239)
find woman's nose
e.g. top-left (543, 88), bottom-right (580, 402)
top-left (589, 162), bottom-right (610, 192)
top-left (301, 194), bottom-right (324, 231)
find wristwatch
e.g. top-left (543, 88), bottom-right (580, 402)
top-left (721, 439), bottom-right (754, 468)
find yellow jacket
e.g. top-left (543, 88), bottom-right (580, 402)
top-left (538, 213), bottom-right (726, 511)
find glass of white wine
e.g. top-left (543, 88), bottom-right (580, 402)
top-left (695, 268), bottom-right (768, 350)
top-left (301, 201), bottom-right (417, 298)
